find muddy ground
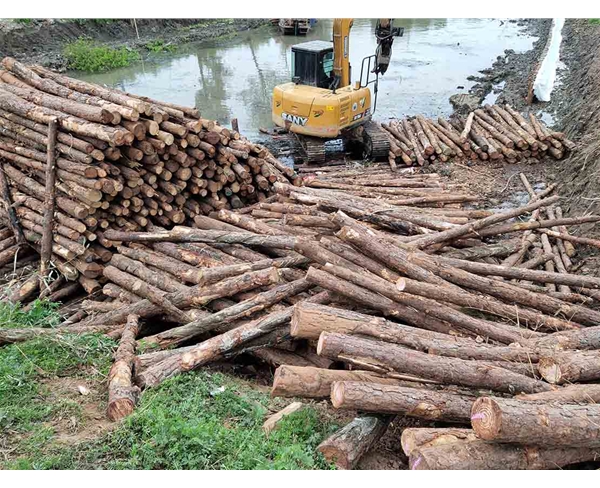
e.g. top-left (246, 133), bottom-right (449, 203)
top-left (0, 19), bottom-right (270, 69)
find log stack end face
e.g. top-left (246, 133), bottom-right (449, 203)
top-left (471, 397), bottom-right (503, 441)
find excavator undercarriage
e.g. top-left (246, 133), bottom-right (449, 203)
top-left (295, 120), bottom-right (390, 164)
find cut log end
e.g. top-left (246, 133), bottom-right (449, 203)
top-left (538, 358), bottom-right (562, 384)
top-left (470, 397), bottom-right (502, 440)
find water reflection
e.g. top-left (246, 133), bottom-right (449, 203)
top-left (73, 19), bottom-right (534, 140)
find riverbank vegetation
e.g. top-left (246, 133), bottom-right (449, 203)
top-left (63, 38), bottom-right (140, 72)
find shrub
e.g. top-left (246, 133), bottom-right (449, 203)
top-left (63, 38), bottom-right (140, 72)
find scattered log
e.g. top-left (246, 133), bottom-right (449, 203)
top-left (471, 397), bottom-right (600, 447)
top-left (331, 382), bottom-right (474, 422)
top-left (317, 415), bottom-right (391, 470)
top-left (107, 315), bottom-right (141, 421)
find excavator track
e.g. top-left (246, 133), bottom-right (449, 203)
top-left (295, 134), bottom-right (327, 164)
top-left (361, 121), bottom-right (390, 160)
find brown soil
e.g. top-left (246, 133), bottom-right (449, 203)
top-left (41, 375), bottom-right (115, 445)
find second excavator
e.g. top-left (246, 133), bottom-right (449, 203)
top-left (272, 19), bottom-right (403, 163)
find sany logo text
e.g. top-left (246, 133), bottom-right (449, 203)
top-left (282, 112), bottom-right (308, 126)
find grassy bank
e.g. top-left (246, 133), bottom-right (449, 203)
top-left (63, 39), bottom-right (141, 72)
top-left (0, 301), bottom-right (338, 469)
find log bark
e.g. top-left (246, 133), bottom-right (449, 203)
top-left (408, 195), bottom-right (559, 249)
top-left (292, 302), bottom-right (542, 362)
top-left (409, 440), bottom-right (600, 470)
top-left (81, 267), bottom-right (280, 326)
top-left (40, 117), bottom-right (58, 277)
top-left (471, 397), bottom-right (600, 447)
top-left (517, 384), bottom-right (600, 404)
top-left (318, 332), bottom-right (550, 393)
top-left (401, 428), bottom-right (477, 457)
top-left (107, 314), bottom-right (141, 421)
top-left (271, 365), bottom-right (412, 399)
top-left (331, 382), bottom-right (474, 422)
top-left (142, 277), bottom-right (312, 349)
top-left (317, 415), bottom-right (391, 470)
top-left (321, 263), bottom-right (541, 343)
top-left (262, 402), bottom-right (304, 435)
top-left (538, 350), bottom-right (600, 384)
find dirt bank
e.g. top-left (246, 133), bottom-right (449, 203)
top-left (454, 19), bottom-right (600, 227)
top-left (0, 19), bottom-right (270, 69)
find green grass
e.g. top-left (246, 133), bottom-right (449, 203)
top-left (14, 19), bottom-right (34, 25)
top-left (63, 38), bottom-right (140, 72)
top-left (590, 19), bottom-right (600, 25)
top-left (0, 332), bottom-right (116, 436)
top-left (6, 371), bottom-right (338, 470)
top-left (0, 299), bottom-right (61, 329)
top-left (66, 19), bottom-right (119, 26)
top-left (145, 39), bottom-right (176, 53)
top-left (0, 303), bottom-right (339, 470)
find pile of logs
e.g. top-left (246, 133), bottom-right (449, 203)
top-left (381, 106), bottom-right (576, 168)
top-left (0, 57), bottom-right (300, 293)
top-left (3, 163), bottom-right (598, 469)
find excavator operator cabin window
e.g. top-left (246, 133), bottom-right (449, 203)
top-left (290, 41), bottom-right (334, 88)
top-left (319, 51), bottom-right (334, 89)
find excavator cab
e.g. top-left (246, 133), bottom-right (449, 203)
top-left (291, 41), bottom-right (335, 89)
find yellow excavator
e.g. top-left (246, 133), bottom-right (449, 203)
top-left (272, 19), bottom-right (403, 162)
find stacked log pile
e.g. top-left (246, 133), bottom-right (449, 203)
top-left (3, 163), bottom-right (597, 469)
top-left (0, 57), bottom-right (299, 294)
top-left (381, 106), bottom-right (576, 168)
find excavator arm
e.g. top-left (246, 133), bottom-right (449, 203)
top-left (331, 19), bottom-right (403, 90)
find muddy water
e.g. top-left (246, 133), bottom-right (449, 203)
top-left (74, 19), bottom-right (535, 140)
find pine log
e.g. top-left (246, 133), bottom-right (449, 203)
top-left (471, 397), bottom-right (600, 447)
top-left (409, 440), bottom-right (600, 470)
top-left (331, 382), bottom-right (474, 422)
top-left (271, 365), bottom-right (413, 399)
top-left (517, 384), bottom-right (600, 404)
top-left (401, 428), bottom-right (477, 457)
top-left (103, 227), bottom-right (297, 249)
top-left (408, 195), bottom-right (559, 249)
top-left (0, 324), bottom-right (121, 345)
top-left (40, 117), bottom-right (57, 277)
top-left (292, 302), bottom-right (541, 362)
top-left (80, 267), bottom-right (280, 326)
top-left (0, 164), bottom-right (25, 244)
top-left (263, 402), bottom-right (304, 435)
top-left (142, 277), bottom-right (312, 349)
top-left (318, 332), bottom-right (550, 393)
top-left (538, 350), bottom-right (600, 384)
top-left (317, 415), bottom-right (391, 470)
top-left (107, 315), bottom-right (141, 421)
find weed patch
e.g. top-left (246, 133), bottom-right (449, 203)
top-left (5, 371), bottom-right (338, 470)
top-left (0, 300), bottom-right (60, 329)
top-left (64, 38), bottom-right (140, 72)
top-left (145, 39), bottom-right (176, 53)
top-left (0, 330), bottom-right (115, 448)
